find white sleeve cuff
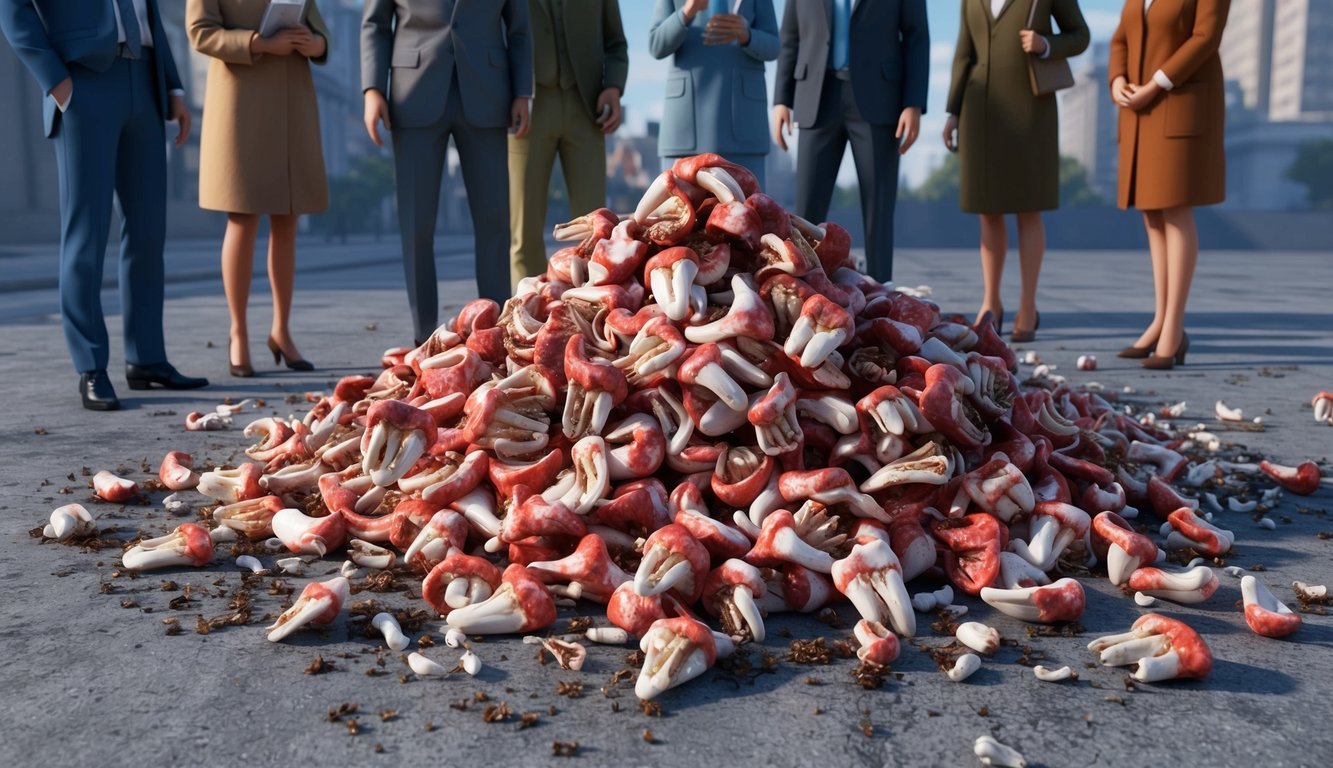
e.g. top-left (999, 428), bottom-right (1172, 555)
top-left (169, 88), bottom-right (185, 99)
top-left (54, 83), bottom-right (72, 112)
top-left (1039, 35), bottom-right (1052, 60)
top-left (1153, 69), bottom-right (1174, 91)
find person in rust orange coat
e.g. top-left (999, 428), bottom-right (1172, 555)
top-left (1109, 0), bottom-right (1229, 369)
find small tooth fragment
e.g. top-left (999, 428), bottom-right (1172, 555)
top-left (1076, 355), bottom-right (1097, 371)
top-left (956, 622), bottom-right (1000, 655)
top-left (1256, 517), bottom-right (1276, 530)
top-left (210, 526), bottom-right (238, 544)
top-left (521, 636), bottom-right (544, 645)
top-left (1228, 497), bottom-right (1257, 513)
top-left (460, 650), bottom-right (482, 676)
top-left (235, 555), bottom-right (264, 574)
top-left (1215, 400), bottom-right (1243, 422)
top-left (444, 628), bottom-right (468, 648)
top-left (408, 652), bottom-right (448, 676)
top-left (974, 734), bottom-right (1027, 768)
top-left (371, 612), bottom-right (410, 651)
top-left (163, 493), bottom-right (191, 515)
top-left (1033, 665), bottom-right (1073, 682)
top-left (585, 627), bottom-right (631, 645)
top-left (1224, 566), bottom-right (1244, 577)
top-left (1293, 581), bottom-right (1327, 600)
top-left (276, 557), bottom-right (305, 575)
top-left (263, 538), bottom-right (286, 552)
top-left (340, 560), bottom-right (363, 579)
top-left (1020, 351), bottom-right (1039, 366)
top-left (943, 604), bottom-right (968, 617)
top-left (1134, 592), bottom-right (1157, 607)
top-left (946, 653), bottom-right (981, 682)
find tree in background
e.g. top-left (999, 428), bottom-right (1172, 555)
top-left (1286, 138), bottom-right (1333, 210)
top-left (315, 154), bottom-right (395, 243)
top-left (902, 153), bottom-right (1102, 207)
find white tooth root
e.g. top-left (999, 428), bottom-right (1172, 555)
top-left (586, 627), bottom-right (632, 645)
top-left (445, 628), bottom-right (469, 648)
top-left (371, 612), bottom-right (410, 651)
top-left (946, 653), bottom-right (982, 682)
top-left (235, 555), bottom-right (265, 574)
top-left (1215, 400), bottom-right (1244, 422)
top-left (460, 650), bottom-right (482, 676)
top-left (974, 734), bottom-right (1027, 768)
top-left (955, 622), bottom-right (1000, 655)
top-left (408, 652), bottom-right (449, 677)
top-left (1033, 665), bottom-right (1074, 682)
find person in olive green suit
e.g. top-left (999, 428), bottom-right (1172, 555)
top-left (944, 0), bottom-right (1088, 343)
top-left (508, 0), bottom-right (628, 288)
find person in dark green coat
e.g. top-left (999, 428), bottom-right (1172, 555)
top-left (944, 0), bottom-right (1088, 343)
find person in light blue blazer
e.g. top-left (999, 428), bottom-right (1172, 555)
top-left (1, 0), bottom-right (209, 411)
top-left (649, 0), bottom-right (779, 186)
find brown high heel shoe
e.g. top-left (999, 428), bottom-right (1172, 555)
top-left (268, 337), bottom-right (315, 372)
top-left (229, 337), bottom-right (254, 377)
top-left (1142, 332), bottom-right (1189, 370)
top-left (1117, 340), bottom-right (1157, 359)
top-left (1009, 310), bottom-right (1040, 344)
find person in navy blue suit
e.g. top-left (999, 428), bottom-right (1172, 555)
top-left (1, 0), bottom-right (209, 411)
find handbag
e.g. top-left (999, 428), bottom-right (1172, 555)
top-left (1025, 0), bottom-right (1075, 96)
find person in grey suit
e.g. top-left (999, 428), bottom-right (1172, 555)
top-left (1, 0), bottom-right (209, 411)
top-left (772, 0), bottom-right (929, 282)
top-left (649, 0), bottom-right (779, 186)
top-left (362, 0), bottom-right (534, 344)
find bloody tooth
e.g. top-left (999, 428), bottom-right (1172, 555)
top-left (361, 400), bottom-right (436, 487)
top-left (45, 503), bottom-right (95, 541)
top-left (421, 552), bottom-right (504, 617)
top-left (830, 539), bottom-right (915, 637)
top-left (1128, 565), bottom-right (1219, 604)
top-left (701, 559), bottom-right (768, 643)
top-left (634, 524), bottom-right (711, 602)
top-left (1165, 507), bottom-right (1234, 557)
top-left (526, 533), bottom-right (631, 604)
top-left (122, 523), bottom-right (214, 571)
top-left (1088, 613), bottom-right (1212, 682)
top-left (1090, 511), bottom-right (1157, 586)
top-left (271, 508), bottom-right (347, 557)
top-left (445, 564), bottom-right (557, 635)
top-left (1258, 459), bottom-right (1322, 496)
top-left (197, 463), bottom-right (265, 504)
top-left (93, 471), bottom-right (138, 504)
top-left (158, 451), bottom-right (198, 491)
top-left (1241, 575), bottom-right (1302, 638)
top-left (214, 496), bottom-right (285, 540)
top-left (852, 619), bottom-right (900, 667)
top-left (634, 617), bottom-right (726, 700)
top-left (266, 576), bottom-right (350, 642)
top-left (980, 577), bottom-right (1086, 623)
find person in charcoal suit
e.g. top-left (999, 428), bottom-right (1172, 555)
top-left (509, 0), bottom-right (628, 288)
top-left (772, 0), bottom-right (929, 283)
top-left (0, 0), bottom-right (209, 411)
top-left (362, 0), bottom-right (534, 345)
top-left (649, 0), bottom-right (780, 187)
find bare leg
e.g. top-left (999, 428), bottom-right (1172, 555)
top-left (221, 213), bottom-right (261, 368)
top-left (266, 213), bottom-right (303, 360)
top-left (1132, 210), bottom-right (1169, 349)
top-left (1013, 211), bottom-right (1044, 333)
top-left (976, 213), bottom-right (1007, 328)
top-left (1156, 205), bottom-right (1198, 358)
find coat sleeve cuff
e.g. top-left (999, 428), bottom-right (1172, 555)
top-left (1153, 69), bottom-right (1174, 91)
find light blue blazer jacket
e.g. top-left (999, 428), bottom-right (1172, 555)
top-left (648, 0), bottom-right (779, 158)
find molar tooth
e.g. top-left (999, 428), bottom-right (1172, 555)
top-left (955, 622), bottom-right (1000, 655)
top-left (946, 653), bottom-right (981, 682)
top-left (235, 555), bottom-right (265, 574)
top-left (46, 504), bottom-right (95, 541)
top-left (460, 650), bottom-right (482, 676)
top-left (444, 628), bottom-right (469, 648)
top-left (974, 734), bottom-right (1026, 767)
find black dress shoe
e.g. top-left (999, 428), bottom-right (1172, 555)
top-left (79, 370), bottom-right (121, 411)
top-left (125, 361), bottom-right (209, 390)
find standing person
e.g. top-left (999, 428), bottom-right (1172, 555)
top-left (772, 0), bottom-right (929, 283)
top-left (362, 0), bottom-right (533, 345)
top-left (650, 0), bottom-right (779, 187)
top-left (0, 0), bottom-right (208, 411)
top-left (943, 0), bottom-right (1089, 343)
top-left (188, 0), bottom-right (330, 377)
top-left (1110, 0), bottom-right (1229, 369)
top-left (509, 0), bottom-right (627, 288)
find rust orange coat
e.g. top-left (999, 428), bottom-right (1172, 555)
top-left (1108, 0), bottom-right (1229, 210)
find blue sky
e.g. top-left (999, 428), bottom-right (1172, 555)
top-left (618, 0), bottom-right (1127, 185)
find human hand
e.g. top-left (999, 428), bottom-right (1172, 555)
top-left (169, 93), bottom-right (191, 147)
top-left (364, 88), bottom-right (391, 147)
top-left (293, 27), bottom-right (325, 59)
top-left (49, 77), bottom-right (72, 110)
top-left (1123, 80), bottom-right (1159, 112)
top-left (772, 105), bottom-right (793, 152)
top-left (943, 114), bottom-right (959, 153)
top-left (252, 28), bottom-right (303, 56)
top-left (704, 13), bottom-right (750, 45)
top-left (1019, 30), bottom-right (1048, 55)
top-left (682, 0), bottom-right (708, 24)
top-left (897, 107), bottom-right (921, 155)
top-left (1111, 76), bottom-right (1132, 107)
top-left (511, 97), bottom-right (531, 138)
top-left (595, 87), bottom-right (622, 134)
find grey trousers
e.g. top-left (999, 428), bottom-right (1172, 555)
top-left (392, 73), bottom-right (510, 342)
top-left (795, 73), bottom-right (901, 282)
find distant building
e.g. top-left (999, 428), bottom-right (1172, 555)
top-left (1219, 0), bottom-right (1276, 117)
top-left (1059, 42), bottom-right (1118, 202)
top-left (1267, 0), bottom-right (1333, 121)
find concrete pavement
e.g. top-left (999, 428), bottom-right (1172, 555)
top-left (1, 241), bottom-right (1330, 767)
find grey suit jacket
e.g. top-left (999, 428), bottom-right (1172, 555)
top-left (648, 0), bottom-right (779, 157)
top-left (362, 0), bottom-right (534, 130)
top-left (773, 0), bottom-right (929, 127)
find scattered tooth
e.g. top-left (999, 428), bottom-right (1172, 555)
top-left (371, 612), bottom-right (410, 651)
top-left (1256, 517), bottom-right (1276, 530)
top-left (1134, 592), bottom-right (1157, 607)
top-left (444, 628), bottom-right (468, 648)
top-left (585, 627), bottom-right (631, 645)
top-left (942, 604), bottom-right (968, 617)
top-left (1032, 364), bottom-right (1053, 378)
top-left (1252, 416), bottom-right (1263, 426)
top-left (1215, 400), bottom-right (1244, 422)
top-left (553, 597), bottom-right (578, 608)
top-left (1164, 401), bottom-right (1188, 418)
top-left (460, 650), bottom-right (482, 676)
top-left (1119, 505), bottom-right (1140, 520)
top-left (162, 493), bottom-right (191, 515)
top-left (210, 526), bottom-right (239, 544)
top-left (1085, 381), bottom-right (1104, 392)
top-left (521, 636), bottom-right (544, 645)
top-left (956, 622), bottom-right (1000, 655)
top-left (1228, 498), bottom-right (1258, 514)
top-left (339, 560), bottom-right (363, 579)
top-left (262, 537), bottom-right (286, 553)
top-left (1159, 522), bottom-right (1174, 538)
top-left (276, 557), bottom-right (305, 575)
top-left (1020, 351), bottom-right (1040, 366)
top-left (946, 653), bottom-right (982, 682)
top-left (408, 652), bottom-right (448, 677)
top-left (974, 734), bottom-right (1026, 768)
top-left (1076, 355), bottom-right (1097, 371)
top-left (1155, 548), bottom-right (1167, 564)
top-left (1032, 665), bottom-right (1073, 682)
top-left (235, 555), bottom-right (265, 574)
top-left (1293, 581), bottom-right (1327, 600)
top-left (1261, 487), bottom-right (1282, 504)
top-left (1185, 557), bottom-right (1209, 568)
top-left (1140, 413), bottom-right (1157, 426)
top-left (1202, 493), bottom-right (1223, 514)
top-left (1225, 566), bottom-right (1244, 577)
top-left (215, 398), bottom-right (256, 417)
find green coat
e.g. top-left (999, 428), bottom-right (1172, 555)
top-left (947, 0), bottom-right (1089, 214)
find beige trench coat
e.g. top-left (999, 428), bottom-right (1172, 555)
top-left (1109, 0), bottom-right (1228, 210)
top-left (187, 0), bottom-right (329, 215)
top-left (947, 0), bottom-right (1089, 214)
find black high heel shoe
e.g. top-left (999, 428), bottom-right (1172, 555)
top-left (1142, 331), bottom-right (1189, 370)
top-left (268, 337), bottom-right (314, 372)
top-left (1009, 310), bottom-right (1040, 344)
top-left (975, 308), bottom-right (1004, 335)
top-left (1117, 339), bottom-right (1157, 359)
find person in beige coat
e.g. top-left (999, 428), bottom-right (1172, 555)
top-left (945, 0), bottom-right (1088, 343)
top-left (1110, 0), bottom-right (1229, 369)
top-left (188, 0), bottom-right (330, 376)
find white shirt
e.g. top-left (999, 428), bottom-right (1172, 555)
top-left (992, 0), bottom-right (1006, 16)
top-left (113, 0), bottom-right (155, 49)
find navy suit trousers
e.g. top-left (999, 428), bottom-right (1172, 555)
top-left (53, 54), bottom-right (168, 372)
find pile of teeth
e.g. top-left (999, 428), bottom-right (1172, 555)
top-left (47, 154), bottom-right (1327, 705)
